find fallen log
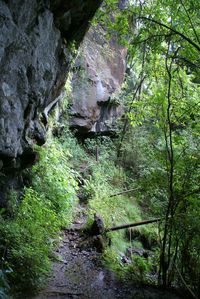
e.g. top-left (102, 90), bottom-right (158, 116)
top-left (109, 188), bottom-right (139, 197)
top-left (106, 218), bottom-right (161, 232)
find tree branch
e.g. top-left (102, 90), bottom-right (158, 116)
top-left (137, 16), bottom-right (200, 53)
top-left (134, 33), bottom-right (175, 45)
top-left (179, 0), bottom-right (200, 45)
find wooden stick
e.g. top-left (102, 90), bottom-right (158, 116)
top-left (109, 188), bottom-right (139, 197)
top-left (46, 291), bottom-right (83, 296)
top-left (106, 218), bottom-right (161, 232)
top-left (175, 264), bottom-right (197, 299)
top-left (95, 145), bottom-right (99, 162)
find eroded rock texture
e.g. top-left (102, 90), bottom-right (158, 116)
top-left (69, 28), bottom-right (126, 137)
top-left (0, 0), bottom-right (101, 205)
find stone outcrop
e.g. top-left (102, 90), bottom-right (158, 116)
top-left (0, 0), bottom-right (102, 205)
top-left (69, 27), bottom-right (126, 137)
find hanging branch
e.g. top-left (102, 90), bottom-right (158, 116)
top-left (179, 0), bottom-right (200, 45)
top-left (134, 33), bottom-right (176, 45)
top-left (136, 16), bottom-right (200, 52)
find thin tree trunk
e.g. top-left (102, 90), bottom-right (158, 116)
top-left (160, 41), bottom-right (175, 288)
top-left (117, 76), bottom-right (146, 158)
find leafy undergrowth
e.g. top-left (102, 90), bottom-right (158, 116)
top-left (0, 139), bottom-right (78, 298)
top-left (0, 133), bottom-right (160, 298)
top-left (82, 138), bottom-right (159, 284)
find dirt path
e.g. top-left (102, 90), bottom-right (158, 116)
top-left (33, 205), bottom-right (182, 299)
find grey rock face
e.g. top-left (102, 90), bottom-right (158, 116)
top-left (0, 0), bottom-right (101, 163)
top-left (69, 28), bottom-right (126, 137)
top-left (0, 1), bottom-right (60, 159)
top-left (0, 0), bottom-right (101, 205)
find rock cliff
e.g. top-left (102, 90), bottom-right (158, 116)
top-left (0, 0), bottom-right (102, 205)
top-left (69, 27), bottom-right (126, 137)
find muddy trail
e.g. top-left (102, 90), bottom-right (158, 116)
top-left (33, 205), bottom-right (182, 299)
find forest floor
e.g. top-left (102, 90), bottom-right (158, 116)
top-left (32, 203), bottom-right (183, 299)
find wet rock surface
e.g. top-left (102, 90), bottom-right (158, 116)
top-left (69, 28), bottom-right (126, 137)
top-left (33, 206), bottom-right (182, 299)
top-left (90, 213), bottom-right (105, 235)
top-left (0, 0), bottom-right (101, 160)
top-left (0, 0), bottom-right (101, 205)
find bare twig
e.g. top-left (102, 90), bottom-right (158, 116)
top-left (109, 188), bottom-right (139, 197)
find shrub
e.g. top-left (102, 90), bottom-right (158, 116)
top-left (0, 139), bottom-right (78, 296)
top-left (31, 140), bottom-right (78, 226)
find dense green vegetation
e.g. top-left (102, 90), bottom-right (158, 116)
top-left (0, 137), bottom-right (78, 297)
top-left (0, 0), bottom-right (199, 298)
top-left (94, 0), bottom-right (200, 296)
top-left (83, 139), bottom-right (159, 284)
